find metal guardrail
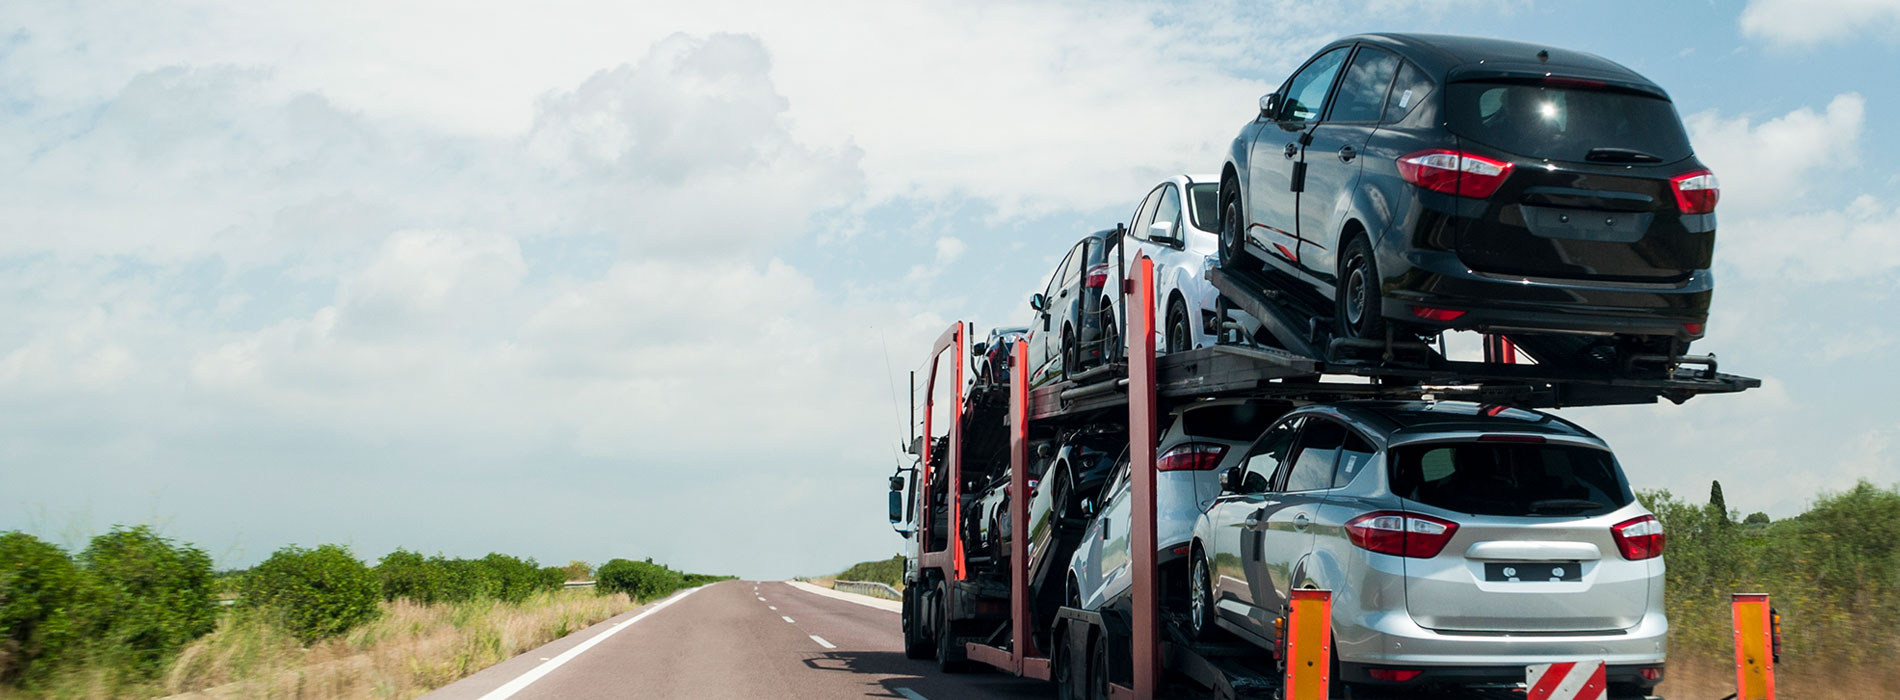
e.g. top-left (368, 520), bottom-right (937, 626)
top-left (564, 580), bottom-right (596, 589)
top-left (834, 580), bottom-right (902, 600)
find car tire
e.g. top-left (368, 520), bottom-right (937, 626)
top-left (902, 585), bottom-right (933, 659)
top-left (1061, 324), bottom-right (1080, 376)
top-left (1099, 301), bottom-right (1120, 364)
top-left (1220, 176), bottom-right (1258, 271)
top-left (935, 582), bottom-right (968, 673)
top-left (1166, 297), bottom-right (1192, 354)
top-left (1189, 550), bottom-right (1215, 641)
top-left (1336, 235), bottom-right (1388, 341)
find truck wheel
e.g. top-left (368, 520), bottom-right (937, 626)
top-left (902, 586), bottom-right (932, 659)
top-left (1087, 634), bottom-right (1111, 700)
top-left (1053, 622), bottom-right (1080, 700)
top-left (935, 583), bottom-right (968, 673)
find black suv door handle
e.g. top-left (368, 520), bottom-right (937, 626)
top-left (1283, 143), bottom-right (1298, 159)
top-left (1337, 145), bottom-right (1356, 163)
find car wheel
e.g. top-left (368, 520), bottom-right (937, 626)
top-left (1099, 302), bottom-right (1120, 364)
top-left (1061, 325), bottom-right (1080, 375)
top-left (1336, 235), bottom-right (1388, 341)
top-left (1166, 298), bottom-right (1192, 354)
top-left (1087, 633), bottom-right (1112, 700)
top-left (1189, 551), bottom-right (1215, 641)
top-left (936, 582), bottom-right (967, 673)
top-left (1220, 176), bottom-right (1257, 271)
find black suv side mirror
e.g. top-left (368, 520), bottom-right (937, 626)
top-left (1258, 92), bottom-right (1281, 120)
top-left (971, 341), bottom-right (988, 358)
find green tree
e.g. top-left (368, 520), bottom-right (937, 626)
top-left (375, 548), bottom-right (445, 603)
top-left (0, 532), bottom-right (93, 686)
top-left (81, 526), bottom-right (218, 677)
top-left (1743, 512), bottom-right (1770, 526)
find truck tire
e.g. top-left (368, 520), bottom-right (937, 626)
top-left (935, 582), bottom-right (969, 673)
top-left (902, 585), bottom-right (932, 659)
top-left (1053, 621), bottom-right (1082, 700)
top-left (1087, 633), bottom-right (1111, 700)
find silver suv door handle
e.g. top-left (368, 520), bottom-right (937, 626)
top-left (1337, 145), bottom-right (1356, 162)
top-left (1293, 513), bottom-right (1311, 531)
top-left (1283, 143), bottom-right (1298, 159)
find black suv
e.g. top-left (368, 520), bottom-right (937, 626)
top-left (1219, 33), bottom-right (1718, 364)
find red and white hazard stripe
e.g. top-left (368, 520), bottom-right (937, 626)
top-left (1526, 660), bottom-right (1607, 700)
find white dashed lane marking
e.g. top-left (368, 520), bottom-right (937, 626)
top-left (809, 635), bottom-right (835, 649)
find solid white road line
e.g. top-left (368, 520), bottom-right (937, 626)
top-left (782, 615), bottom-right (796, 623)
top-left (474, 586), bottom-right (704, 700)
top-left (785, 580), bottom-right (902, 613)
top-left (809, 635), bottom-right (836, 649)
top-left (896, 689), bottom-right (929, 700)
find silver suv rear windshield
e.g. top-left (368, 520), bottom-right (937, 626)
top-left (1390, 441), bottom-right (1633, 517)
top-left (1445, 81), bottom-right (1693, 164)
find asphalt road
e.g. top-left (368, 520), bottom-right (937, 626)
top-left (427, 579), bottom-right (1051, 699)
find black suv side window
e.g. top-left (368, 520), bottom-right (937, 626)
top-left (1237, 417), bottom-right (1301, 494)
top-left (1383, 60), bottom-right (1435, 123)
top-left (1329, 47), bottom-right (1399, 123)
top-left (1282, 418), bottom-right (1345, 492)
top-left (1278, 47), bottom-right (1349, 123)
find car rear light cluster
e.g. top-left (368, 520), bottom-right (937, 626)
top-left (1157, 442), bottom-right (1228, 472)
top-left (1085, 263), bottom-right (1111, 288)
top-left (1397, 149), bottom-right (1515, 199)
top-left (1670, 169), bottom-right (1720, 214)
top-left (1612, 514), bottom-right (1666, 560)
top-left (1345, 511), bottom-right (1459, 558)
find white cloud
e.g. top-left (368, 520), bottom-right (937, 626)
top-left (1740, 0), bottom-right (1900, 46)
top-left (1685, 93), bottom-right (1864, 215)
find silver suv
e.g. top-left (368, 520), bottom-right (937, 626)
top-left (1189, 401), bottom-right (1666, 696)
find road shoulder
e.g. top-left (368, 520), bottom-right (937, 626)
top-left (785, 580), bottom-right (901, 613)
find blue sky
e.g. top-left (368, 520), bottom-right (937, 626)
top-left (2, 0), bottom-right (1896, 579)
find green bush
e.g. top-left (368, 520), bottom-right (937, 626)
top-left (538, 566), bottom-right (569, 591)
top-left (81, 526), bottom-right (218, 677)
top-left (240, 545), bottom-right (380, 644)
top-left (431, 555), bottom-right (500, 603)
top-left (0, 532), bottom-right (93, 686)
top-left (596, 559), bottom-right (684, 600)
top-left (479, 553), bottom-right (544, 604)
top-left (561, 560), bottom-right (593, 581)
top-left (375, 549), bottom-right (444, 604)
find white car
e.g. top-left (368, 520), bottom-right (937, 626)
top-left (1099, 174), bottom-right (1227, 357)
top-left (1065, 399), bottom-right (1290, 612)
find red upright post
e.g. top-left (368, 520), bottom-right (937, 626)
top-left (1128, 257), bottom-right (1160, 699)
top-left (1008, 338), bottom-right (1031, 674)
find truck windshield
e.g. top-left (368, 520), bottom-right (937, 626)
top-left (1445, 81), bottom-right (1693, 164)
top-left (1389, 441), bottom-right (1632, 517)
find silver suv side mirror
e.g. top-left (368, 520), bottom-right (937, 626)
top-left (1030, 293), bottom-right (1049, 312)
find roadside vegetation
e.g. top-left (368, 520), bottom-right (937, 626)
top-left (1645, 479), bottom-right (1899, 699)
top-left (832, 555), bottom-right (905, 589)
top-left (0, 531), bottom-right (727, 699)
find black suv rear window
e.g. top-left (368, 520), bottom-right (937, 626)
top-left (1445, 82), bottom-right (1693, 164)
top-left (1390, 441), bottom-right (1632, 517)
top-left (1181, 403), bottom-right (1285, 442)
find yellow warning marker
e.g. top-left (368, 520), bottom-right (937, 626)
top-left (1284, 589), bottom-right (1332, 700)
top-left (1732, 593), bottom-right (1776, 700)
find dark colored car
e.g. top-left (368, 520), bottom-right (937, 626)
top-left (1219, 33), bottom-right (1718, 364)
top-left (1026, 228), bottom-right (1122, 386)
top-left (971, 326), bottom-right (1031, 392)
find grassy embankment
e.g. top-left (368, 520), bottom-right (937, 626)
top-left (0, 531), bottom-right (727, 700)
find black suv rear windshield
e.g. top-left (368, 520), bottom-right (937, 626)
top-left (1390, 441), bottom-right (1632, 517)
top-left (1181, 403), bottom-right (1284, 442)
top-left (1445, 81), bottom-right (1693, 164)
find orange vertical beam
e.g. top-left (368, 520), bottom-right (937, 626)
top-left (951, 324), bottom-right (967, 581)
top-left (1007, 338), bottom-right (1031, 672)
top-left (1732, 593), bottom-right (1776, 700)
top-left (1128, 257), bottom-right (1159, 699)
top-left (1285, 589), bottom-right (1333, 700)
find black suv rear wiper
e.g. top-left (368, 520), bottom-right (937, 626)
top-left (1585, 147), bottom-right (1663, 163)
top-left (1526, 498), bottom-right (1606, 514)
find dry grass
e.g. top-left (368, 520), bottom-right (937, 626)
top-left (1658, 650), bottom-right (1900, 700)
top-left (154, 589), bottom-right (634, 700)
